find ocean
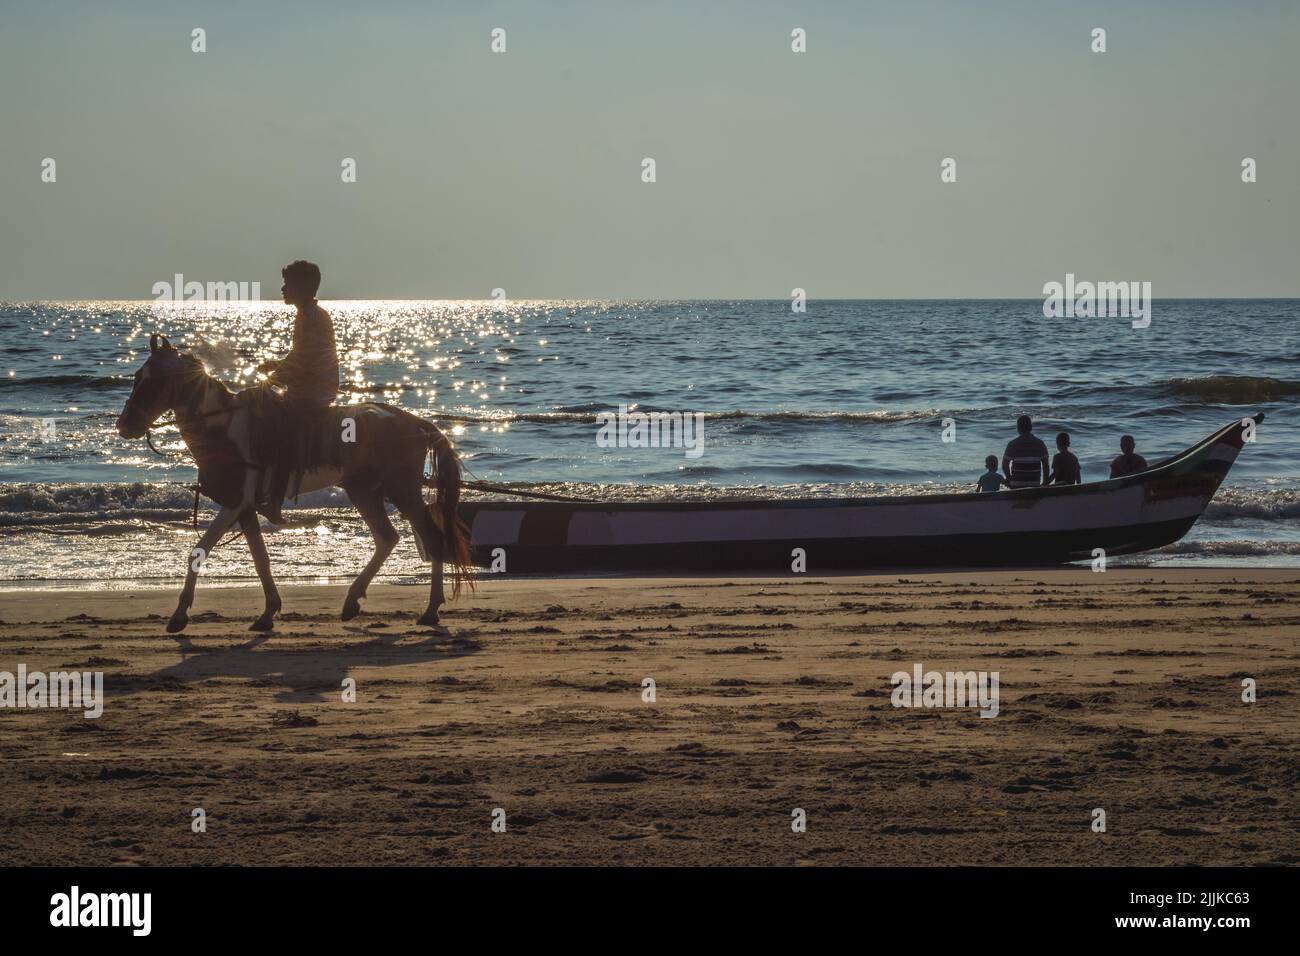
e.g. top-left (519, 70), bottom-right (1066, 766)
top-left (1, 299), bottom-right (1297, 588)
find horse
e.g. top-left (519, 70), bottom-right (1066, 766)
top-left (115, 334), bottom-right (473, 634)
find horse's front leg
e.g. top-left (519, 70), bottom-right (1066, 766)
top-left (241, 510), bottom-right (281, 632)
top-left (168, 504), bottom-right (243, 634)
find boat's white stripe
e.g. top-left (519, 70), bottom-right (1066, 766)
top-left (593, 492), bottom-right (1201, 544)
top-left (472, 510), bottom-right (525, 544)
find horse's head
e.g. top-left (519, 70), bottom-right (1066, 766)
top-left (116, 334), bottom-right (193, 439)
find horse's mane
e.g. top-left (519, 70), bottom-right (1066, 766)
top-left (178, 352), bottom-right (232, 392)
top-left (166, 351), bottom-right (240, 420)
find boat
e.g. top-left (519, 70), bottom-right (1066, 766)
top-left (457, 414), bottom-right (1262, 573)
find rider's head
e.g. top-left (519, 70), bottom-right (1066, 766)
top-left (1120, 434), bottom-right (1136, 454)
top-left (280, 260), bottom-right (321, 306)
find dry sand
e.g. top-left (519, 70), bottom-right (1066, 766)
top-left (0, 568), bottom-right (1296, 866)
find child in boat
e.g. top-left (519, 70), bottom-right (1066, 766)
top-left (976, 455), bottom-right (1008, 492)
top-left (1048, 432), bottom-right (1082, 485)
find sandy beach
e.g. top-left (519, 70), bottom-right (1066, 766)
top-left (0, 568), bottom-right (1296, 866)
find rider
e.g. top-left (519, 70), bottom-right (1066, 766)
top-left (256, 260), bottom-right (339, 523)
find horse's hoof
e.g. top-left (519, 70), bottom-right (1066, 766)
top-left (166, 612), bottom-right (189, 634)
top-left (416, 611), bottom-right (448, 634)
top-left (341, 599), bottom-right (361, 622)
top-left (251, 598), bottom-right (281, 631)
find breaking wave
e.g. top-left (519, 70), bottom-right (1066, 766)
top-left (1162, 375), bottom-right (1300, 404)
top-left (1154, 539), bottom-right (1300, 557)
top-left (3, 480), bottom-right (1297, 534)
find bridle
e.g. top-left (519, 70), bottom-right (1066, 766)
top-left (141, 406), bottom-right (237, 461)
top-left (128, 354), bottom-right (262, 530)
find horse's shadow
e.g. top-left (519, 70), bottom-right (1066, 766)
top-left (118, 627), bottom-right (481, 704)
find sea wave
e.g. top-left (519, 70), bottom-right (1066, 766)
top-left (1154, 539), bottom-right (1300, 557)
top-left (1203, 488), bottom-right (1300, 521)
top-left (0, 482), bottom-right (353, 528)
top-left (1161, 375), bottom-right (1300, 403)
top-left (3, 370), bottom-right (1293, 420)
top-left (443, 407), bottom-right (941, 425)
top-left (0, 373), bottom-right (131, 391)
top-left (0, 373), bottom-right (414, 396)
top-left (2, 480), bottom-right (1297, 531)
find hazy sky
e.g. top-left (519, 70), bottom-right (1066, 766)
top-left (1, 0), bottom-right (1296, 299)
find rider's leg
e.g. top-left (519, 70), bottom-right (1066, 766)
top-left (260, 396), bottom-right (305, 525)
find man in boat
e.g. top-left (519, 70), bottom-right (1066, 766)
top-left (1109, 434), bottom-right (1149, 478)
top-left (254, 260), bottom-right (339, 523)
top-left (1002, 415), bottom-right (1050, 488)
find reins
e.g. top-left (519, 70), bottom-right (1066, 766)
top-left (142, 414), bottom-right (204, 529)
top-left (143, 405), bottom-right (259, 535)
top-left (144, 391), bottom-right (598, 535)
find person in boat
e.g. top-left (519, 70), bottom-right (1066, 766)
top-left (1002, 415), bottom-right (1050, 488)
top-left (976, 455), bottom-right (1008, 492)
top-left (1109, 434), bottom-right (1148, 478)
top-left (1047, 431), bottom-right (1081, 485)
top-left (254, 260), bottom-right (339, 523)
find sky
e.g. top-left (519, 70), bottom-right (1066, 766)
top-left (1, 0), bottom-right (1297, 299)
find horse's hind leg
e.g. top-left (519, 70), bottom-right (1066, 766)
top-left (396, 499), bottom-right (446, 630)
top-left (342, 485), bottom-right (398, 621)
top-left (241, 510), bottom-right (281, 632)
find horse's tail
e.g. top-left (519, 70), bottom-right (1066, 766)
top-left (420, 421), bottom-right (474, 598)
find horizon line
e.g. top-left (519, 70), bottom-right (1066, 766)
top-left (4, 296), bottom-right (1300, 305)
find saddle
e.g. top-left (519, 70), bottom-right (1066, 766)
top-left (240, 385), bottom-right (335, 523)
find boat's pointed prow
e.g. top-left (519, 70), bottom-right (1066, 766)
top-left (1216, 411), bottom-right (1264, 452)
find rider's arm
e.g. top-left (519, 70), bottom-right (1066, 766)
top-left (268, 307), bottom-right (339, 400)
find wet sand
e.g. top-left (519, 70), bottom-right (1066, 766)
top-left (0, 568), bottom-right (1296, 866)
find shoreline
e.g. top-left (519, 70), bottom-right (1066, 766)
top-left (1, 560), bottom-right (1298, 593)
top-left (1, 568), bottom-right (1296, 865)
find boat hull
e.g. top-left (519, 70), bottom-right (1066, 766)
top-left (457, 416), bottom-right (1258, 573)
top-left (460, 516), bottom-right (1201, 572)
